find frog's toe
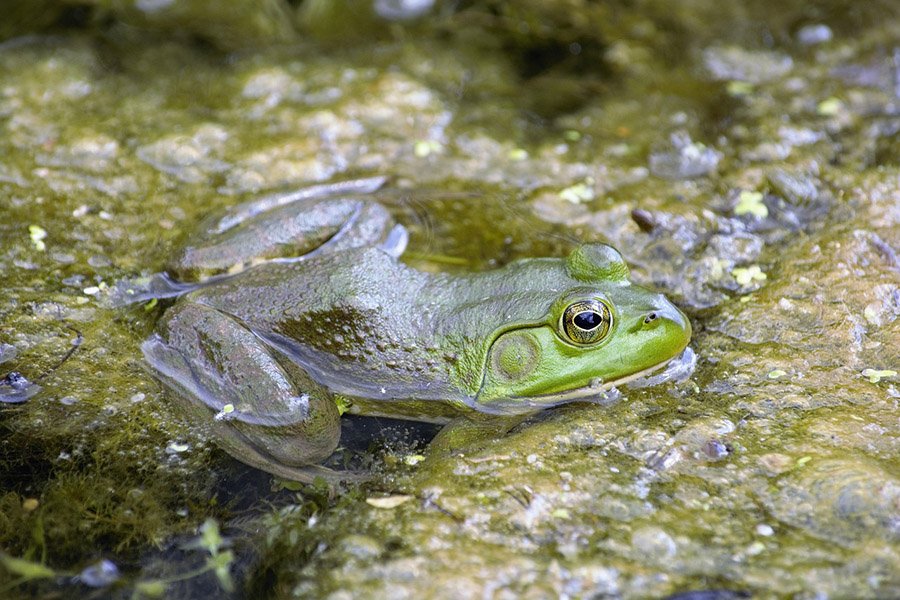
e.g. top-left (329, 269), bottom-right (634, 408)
top-left (257, 462), bottom-right (373, 486)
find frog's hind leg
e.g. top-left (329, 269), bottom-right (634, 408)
top-left (170, 178), bottom-right (401, 281)
top-left (143, 302), bottom-right (358, 484)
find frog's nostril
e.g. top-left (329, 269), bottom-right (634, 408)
top-left (650, 304), bottom-right (691, 338)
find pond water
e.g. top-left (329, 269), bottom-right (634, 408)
top-left (1, 1), bottom-right (898, 598)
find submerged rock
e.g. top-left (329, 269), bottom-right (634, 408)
top-left (649, 132), bottom-right (722, 180)
top-left (757, 458), bottom-right (900, 545)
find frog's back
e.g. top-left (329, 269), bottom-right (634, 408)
top-left (193, 245), bottom-right (423, 330)
top-left (191, 247), bottom-right (466, 403)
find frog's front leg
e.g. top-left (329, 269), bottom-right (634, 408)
top-left (427, 412), bottom-right (532, 457)
top-left (143, 301), bottom-right (350, 483)
top-left (171, 177), bottom-right (406, 281)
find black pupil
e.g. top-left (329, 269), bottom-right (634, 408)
top-left (574, 311), bottom-right (602, 330)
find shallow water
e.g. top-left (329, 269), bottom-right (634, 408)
top-left (1, 2), bottom-right (898, 598)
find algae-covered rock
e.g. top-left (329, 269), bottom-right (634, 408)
top-left (1, 0), bottom-right (66, 42)
top-left (1, 2), bottom-right (899, 599)
top-left (101, 0), bottom-right (297, 48)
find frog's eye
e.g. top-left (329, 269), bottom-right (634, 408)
top-left (561, 299), bottom-right (612, 345)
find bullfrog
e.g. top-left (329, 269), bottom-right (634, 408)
top-left (140, 177), bottom-right (691, 482)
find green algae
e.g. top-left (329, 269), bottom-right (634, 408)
top-left (1, 1), bottom-right (899, 599)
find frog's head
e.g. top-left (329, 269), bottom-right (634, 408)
top-left (474, 244), bottom-right (691, 412)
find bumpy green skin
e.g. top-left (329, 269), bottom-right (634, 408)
top-left (143, 180), bottom-right (691, 481)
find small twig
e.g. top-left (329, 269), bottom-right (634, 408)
top-left (35, 325), bottom-right (83, 383)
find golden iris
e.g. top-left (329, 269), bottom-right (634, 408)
top-left (561, 299), bottom-right (612, 345)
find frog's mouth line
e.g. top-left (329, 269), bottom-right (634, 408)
top-left (530, 359), bottom-right (674, 403)
top-left (473, 356), bottom-right (681, 414)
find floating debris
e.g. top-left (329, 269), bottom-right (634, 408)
top-left (734, 191), bottom-right (769, 218)
top-left (77, 559), bottom-right (120, 588)
top-left (559, 181), bottom-right (595, 204)
top-left (366, 495), bottom-right (414, 509)
top-left (861, 368), bottom-right (897, 383)
top-left (703, 45), bottom-right (793, 83)
top-left (413, 139), bottom-right (442, 157)
top-left (817, 97), bottom-right (844, 116)
top-left (732, 265), bottom-right (767, 287)
top-left (0, 371), bottom-right (41, 404)
top-left (374, 0), bottom-right (434, 21)
top-left (165, 441), bottom-right (190, 454)
top-left (796, 24), bottom-right (833, 46)
top-left (28, 224), bottom-right (47, 251)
